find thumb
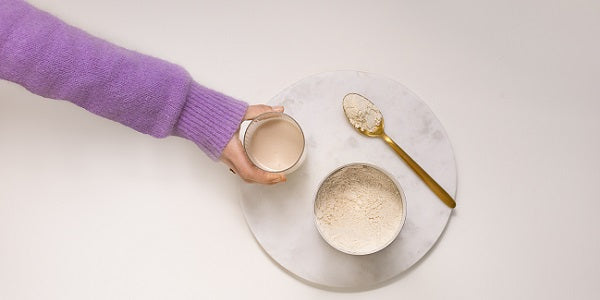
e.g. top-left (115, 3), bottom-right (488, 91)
top-left (244, 104), bottom-right (284, 120)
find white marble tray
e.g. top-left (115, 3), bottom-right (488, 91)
top-left (240, 71), bottom-right (457, 289)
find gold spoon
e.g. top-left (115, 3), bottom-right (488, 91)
top-left (342, 93), bottom-right (456, 208)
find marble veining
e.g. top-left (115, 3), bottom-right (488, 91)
top-left (240, 71), bottom-right (457, 289)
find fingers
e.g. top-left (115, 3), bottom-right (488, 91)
top-left (220, 136), bottom-right (286, 185)
top-left (237, 159), bottom-right (286, 185)
top-left (244, 104), bottom-right (284, 120)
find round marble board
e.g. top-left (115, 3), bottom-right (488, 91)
top-left (240, 71), bottom-right (457, 289)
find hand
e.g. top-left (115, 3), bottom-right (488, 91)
top-left (220, 105), bottom-right (287, 184)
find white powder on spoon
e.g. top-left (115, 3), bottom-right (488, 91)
top-left (314, 164), bottom-right (404, 255)
top-left (343, 93), bottom-right (383, 133)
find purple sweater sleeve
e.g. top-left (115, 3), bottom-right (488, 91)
top-left (0, 0), bottom-right (248, 160)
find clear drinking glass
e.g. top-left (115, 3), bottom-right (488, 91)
top-left (239, 112), bottom-right (306, 174)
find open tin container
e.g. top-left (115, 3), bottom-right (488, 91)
top-left (313, 163), bottom-right (407, 255)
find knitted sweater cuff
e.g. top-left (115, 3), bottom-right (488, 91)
top-left (173, 82), bottom-right (248, 160)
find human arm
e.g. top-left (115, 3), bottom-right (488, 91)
top-left (0, 0), bottom-right (283, 183)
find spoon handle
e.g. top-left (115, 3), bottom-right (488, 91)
top-left (381, 133), bottom-right (456, 208)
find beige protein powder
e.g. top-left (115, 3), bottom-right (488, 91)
top-left (314, 164), bottom-right (405, 255)
top-left (342, 93), bottom-right (383, 133)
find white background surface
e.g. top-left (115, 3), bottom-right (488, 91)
top-left (1, 0), bottom-right (599, 299)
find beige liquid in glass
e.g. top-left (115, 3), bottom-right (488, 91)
top-left (247, 118), bottom-right (304, 172)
